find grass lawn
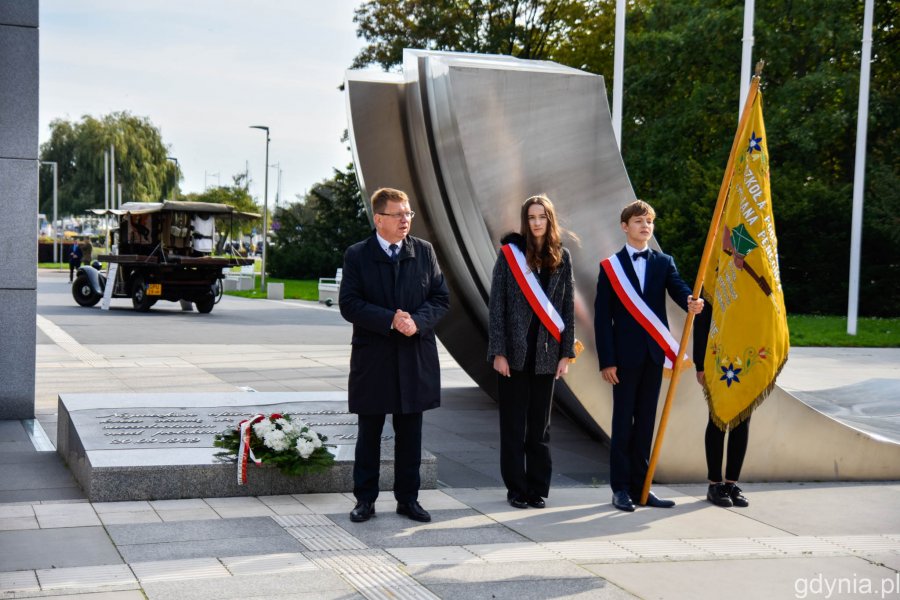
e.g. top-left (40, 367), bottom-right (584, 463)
top-left (225, 277), bottom-right (898, 348)
top-left (224, 278), bottom-right (319, 301)
top-left (787, 314), bottom-right (899, 347)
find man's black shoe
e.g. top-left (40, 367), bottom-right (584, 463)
top-left (526, 494), bottom-right (545, 509)
top-left (350, 501), bottom-right (376, 522)
top-left (396, 500), bottom-right (431, 522)
top-left (642, 491), bottom-right (675, 508)
top-left (725, 483), bottom-right (749, 507)
top-left (707, 483), bottom-right (733, 507)
top-left (612, 490), bottom-right (635, 512)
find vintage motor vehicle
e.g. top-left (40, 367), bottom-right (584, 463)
top-left (72, 200), bottom-right (259, 313)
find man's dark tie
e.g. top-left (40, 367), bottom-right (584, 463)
top-left (632, 249), bottom-right (650, 261)
top-left (389, 243), bottom-right (399, 263)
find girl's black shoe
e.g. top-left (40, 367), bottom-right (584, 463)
top-left (725, 483), bottom-right (749, 507)
top-left (526, 494), bottom-right (545, 509)
top-left (507, 493), bottom-right (528, 509)
top-left (707, 483), bottom-right (733, 507)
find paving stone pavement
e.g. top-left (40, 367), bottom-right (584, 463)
top-left (2, 488), bottom-right (900, 599)
top-left (1, 273), bottom-right (897, 599)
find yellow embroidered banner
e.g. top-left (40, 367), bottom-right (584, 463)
top-left (701, 90), bottom-right (790, 430)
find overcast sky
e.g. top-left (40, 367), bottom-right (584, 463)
top-left (40, 0), bottom-right (369, 207)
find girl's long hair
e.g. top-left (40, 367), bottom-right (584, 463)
top-left (520, 194), bottom-right (563, 272)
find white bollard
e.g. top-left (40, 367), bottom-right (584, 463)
top-left (267, 282), bottom-right (284, 300)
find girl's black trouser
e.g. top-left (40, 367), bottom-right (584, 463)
top-left (705, 415), bottom-right (750, 482)
top-left (498, 369), bottom-right (555, 498)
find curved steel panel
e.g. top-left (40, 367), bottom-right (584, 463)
top-left (344, 71), bottom-right (497, 390)
top-left (419, 53), bottom-right (636, 437)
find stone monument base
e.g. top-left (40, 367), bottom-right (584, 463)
top-left (57, 392), bottom-right (437, 502)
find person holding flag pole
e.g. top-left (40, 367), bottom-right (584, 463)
top-left (639, 61), bottom-right (789, 506)
top-left (595, 200), bottom-right (705, 512)
top-left (488, 194), bottom-right (576, 510)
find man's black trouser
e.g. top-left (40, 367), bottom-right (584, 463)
top-left (353, 412), bottom-right (422, 504)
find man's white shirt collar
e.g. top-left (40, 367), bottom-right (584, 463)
top-left (376, 233), bottom-right (403, 256)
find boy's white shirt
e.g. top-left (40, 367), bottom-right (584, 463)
top-left (625, 243), bottom-right (649, 292)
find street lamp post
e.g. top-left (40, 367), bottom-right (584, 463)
top-left (41, 161), bottom-right (59, 264)
top-left (250, 125), bottom-right (270, 292)
top-left (167, 156), bottom-right (179, 200)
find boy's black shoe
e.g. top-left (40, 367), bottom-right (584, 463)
top-left (725, 483), bottom-right (749, 507)
top-left (707, 483), bottom-right (733, 507)
top-left (643, 491), bottom-right (675, 508)
top-left (612, 490), bottom-right (635, 512)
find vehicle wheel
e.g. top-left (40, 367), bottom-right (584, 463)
top-left (72, 275), bottom-right (101, 307)
top-left (214, 278), bottom-right (224, 304)
top-left (131, 276), bottom-right (154, 312)
top-left (195, 293), bottom-right (215, 314)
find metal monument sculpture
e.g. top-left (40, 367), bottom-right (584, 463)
top-left (345, 50), bottom-right (900, 481)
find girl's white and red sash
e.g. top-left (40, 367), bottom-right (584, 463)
top-left (237, 414), bottom-right (264, 485)
top-left (501, 243), bottom-right (564, 343)
top-left (600, 253), bottom-right (680, 368)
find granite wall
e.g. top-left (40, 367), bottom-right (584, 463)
top-left (0, 1), bottom-right (38, 418)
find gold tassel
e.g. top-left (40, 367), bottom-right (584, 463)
top-left (704, 355), bottom-right (788, 432)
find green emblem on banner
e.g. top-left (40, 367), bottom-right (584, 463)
top-left (730, 224), bottom-right (758, 257)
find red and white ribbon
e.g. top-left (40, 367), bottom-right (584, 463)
top-left (502, 243), bottom-right (564, 343)
top-left (237, 414), bottom-right (265, 485)
top-left (600, 254), bottom-right (681, 368)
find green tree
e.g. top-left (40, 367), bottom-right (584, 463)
top-left (182, 173), bottom-right (260, 253)
top-left (268, 166), bottom-right (370, 279)
top-left (39, 111), bottom-right (179, 216)
top-left (622, 0), bottom-right (898, 316)
top-left (351, 0), bottom-right (898, 315)
top-left (352, 0), bottom-right (612, 69)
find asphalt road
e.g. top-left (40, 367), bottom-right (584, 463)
top-left (37, 270), bottom-right (352, 346)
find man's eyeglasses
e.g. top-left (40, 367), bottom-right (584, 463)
top-left (379, 211), bottom-right (416, 219)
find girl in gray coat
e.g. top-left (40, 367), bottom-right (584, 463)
top-left (488, 195), bottom-right (576, 509)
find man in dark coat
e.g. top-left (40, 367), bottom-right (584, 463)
top-left (339, 187), bottom-right (450, 524)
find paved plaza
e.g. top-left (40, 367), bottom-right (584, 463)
top-left (1, 271), bottom-right (898, 599)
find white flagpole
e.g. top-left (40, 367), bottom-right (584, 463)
top-left (110, 144), bottom-right (116, 209)
top-left (739, 0), bottom-right (755, 121)
top-left (847, 0), bottom-right (875, 335)
top-left (611, 0), bottom-right (626, 148)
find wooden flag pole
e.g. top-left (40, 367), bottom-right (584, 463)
top-left (639, 63), bottom-right (765, 505)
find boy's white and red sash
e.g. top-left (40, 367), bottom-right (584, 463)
top-left (501, 243), bottom-right (564, 343)
top-left (600, 252), bottom-right (680, 368)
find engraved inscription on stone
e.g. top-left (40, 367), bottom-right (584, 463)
top-left (75, 403), bottom-right (389, 450)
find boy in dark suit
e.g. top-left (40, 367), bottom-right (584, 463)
top-left (594, 200), bottom-right (703, 512)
